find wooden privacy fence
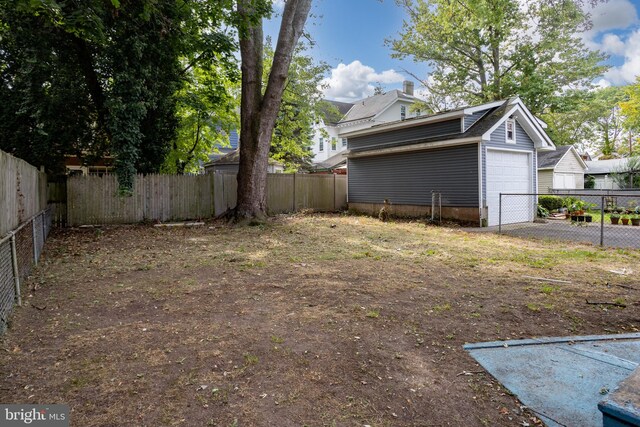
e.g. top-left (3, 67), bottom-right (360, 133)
top-left (66, 173), bottom-right (347, 226)
top-left (67, 174), bottom-right (216, 226)
top-left (0, 150), bottom-right (47, 236)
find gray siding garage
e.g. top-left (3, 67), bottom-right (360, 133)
top-left (344, 98), bottom-right (555, 226)
top-left (349, 144), bottom-right (479, 207)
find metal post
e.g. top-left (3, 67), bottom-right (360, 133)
top-left (600, 195), bottom-right (605, 247)
top-left (31, 218), bottom-right (38, 265)
top-left (498, 193), bottom-right (502, 234)
top-left (41, 210), bottom-right (46, 240)
top-left (9, 232), bottom-right (21, 306)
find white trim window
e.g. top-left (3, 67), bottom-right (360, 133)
top-left (400, 105), bottom-right (406, 121)
top-left (506, 119), bottom-right (516, 144)
top-left (331, 138), bottom-right (337, 151)
top-left (342, 138), bottom-right (347, 147)
top-left (319, 137), bottom-right (324, 151)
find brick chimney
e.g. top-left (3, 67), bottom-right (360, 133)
top-left (402, 80), bottom-right (414, 96)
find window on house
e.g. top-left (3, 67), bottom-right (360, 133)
top-left (331, 138), bottom-right (337, 150)
top-left (342, 138), bottom-right (347, 147)
top-left (416, 109), bottom-right (421, 117)
top-left (319, 137), bottom-right (324, 151)
top-left (506, 119), bottom-right (516, 143)
top-left (400, 105), bottom-right (406, 120)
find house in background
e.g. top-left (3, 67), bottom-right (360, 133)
top-left (207, 129), bottom-right (239, 163)
top-left (345, 97), bottom-right (555, 226)
top-left (311, 81), bottom-right (419, 167)
top-left (203, 149), bottom-right (284, 175)
top-left (537, 145), bottom-right (587, 192)
top-left (585, 158), bottom-right (632, 189)
top-left (64, 154), bottom-right (114, 176)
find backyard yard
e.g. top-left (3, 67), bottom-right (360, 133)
top-left (1, 213), bottom-right (639, 426)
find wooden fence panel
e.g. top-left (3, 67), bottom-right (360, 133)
top-left (0, 150), bottom-right (47, 236)
top-left (47, 181), bottom-right (67, 226)
top-left (267, 174), bottom-right (295, 214)
top-left (67, 174), bottom-right (217, 225)
top-left (67, 175), bottom-right (144, 225)
top-left (64, 172), bottom-right (347, 225)
top-left (334, 175), bottom-right (347, 210)
top-left (295, 174), bottom-right (335, 211)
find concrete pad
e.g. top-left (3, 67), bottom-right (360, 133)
top-left (464, 333), bottom-right (640, 427)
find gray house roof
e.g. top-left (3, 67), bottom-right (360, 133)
top-left (344, 97), bottom-right (555, 155)
top-left (538, 146), bottom-right (573, 169)
top-left (203, 150), bottom-right (282, 168)
top-left (340, 90), bottom-right (414, 123)
top-left (586, 158), bottom-right (630, 175)
top-left (313, 151), bottom-right (347, 170)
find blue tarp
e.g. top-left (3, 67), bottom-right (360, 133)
top-left (464, 333), bottom-right (640, 427)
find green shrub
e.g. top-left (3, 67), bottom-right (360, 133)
top-left (538, 195), bottom-right (563, 212)
top-left (537, 204), bottom-right (549, 218)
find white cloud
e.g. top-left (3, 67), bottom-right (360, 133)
top-left (600, 33), bottom-right (626, 55)
top-left (587, 0), bottom-right (638, 34)
top-left (321, 60), bottom-right (405, 102)
top-left (603, 29), bottom-right (640, 84)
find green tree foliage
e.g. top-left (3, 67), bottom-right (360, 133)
top-left (163, 64), bottom-right (240, 174)
top-left (389, 0), bottom-right (608, 115)
top-left (0, 0), bottom-right (237, 189)
top-left (265, 39), bottom-right (330, 171)
top-left (543, 87), bottom-right (627, 156)
top-left (621, 77), bottom-right (640, 154)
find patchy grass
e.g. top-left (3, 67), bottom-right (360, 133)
top-left (1, 213), bottom-right (639, 426)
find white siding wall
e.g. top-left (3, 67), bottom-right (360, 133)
top-left (311, 122), bottom-right (340, 163)
top-left (550, 150), bottom-right (586, 189)
top-left (375, 101), bottom-right (418, 123)
top-left (555, 151), bottom-right (586, 173)
top-left (538, 170), bottom-right (553, 193)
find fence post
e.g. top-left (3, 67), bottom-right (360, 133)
top-left (292, 173), bottom-right (296, 212)
top-left (41, 210), bottom-right (46, 240)
top-left (31, 217), bottom-right (38, 265)
top-left (498, 193), bottom-right (502, 234)
top-left (333, 174), bottom-right (336, 212)
top-left (600, 195), bottom-right (605, 247)
top-left (9, 232), bottom-right (21, 306)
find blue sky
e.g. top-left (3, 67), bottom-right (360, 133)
top-left (266, 0), bottom-right (640, 102)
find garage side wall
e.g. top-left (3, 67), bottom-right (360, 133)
top-left (348, 144), bottom-right (479, 208)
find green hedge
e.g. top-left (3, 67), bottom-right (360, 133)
top-left (538, 195), bottom-right (564, 212)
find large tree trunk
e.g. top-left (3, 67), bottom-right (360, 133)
top-left (234, 0), bottom-right (312, 221)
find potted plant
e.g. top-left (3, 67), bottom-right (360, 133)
top-left (632, 214), bottom-right (640, 226)
top-left (564, 197), bottom-right (587, 221)
top-left (621, 214), bottom-right (630, 225)
top-left (611, 213), bottom-right (621, 225)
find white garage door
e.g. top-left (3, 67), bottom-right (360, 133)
top-left (487, 150), bottom-right (533, 226)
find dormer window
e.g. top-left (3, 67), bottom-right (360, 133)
top-left (400, 105), bottom-right (406, 120)
top-left (506, 119), bottom-right (516, 144)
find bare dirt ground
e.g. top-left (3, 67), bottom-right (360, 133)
top-left (1, 213), bottom-right (639, 426)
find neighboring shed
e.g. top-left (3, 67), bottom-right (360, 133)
top-left (203, 150), bottom-right (284, 175)
top-left (344, 97), bottom-right (556, 226)
top-left (537, 145), bottom-right (587, 192)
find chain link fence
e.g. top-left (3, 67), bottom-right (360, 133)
top-left (0, 208), bottom-right (52, 333)
top-left (498, 193), bottom-right (640, 248)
